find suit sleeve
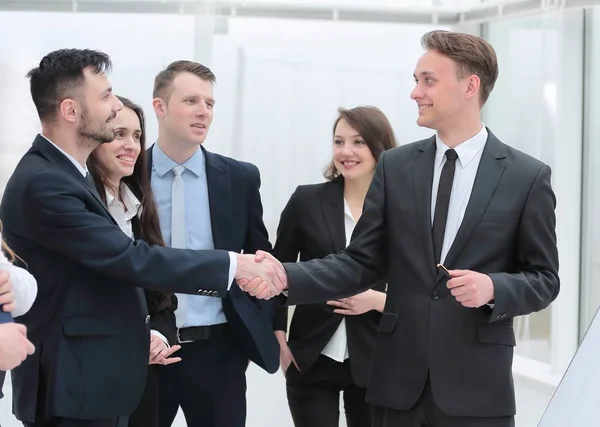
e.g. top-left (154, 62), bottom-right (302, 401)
top-left (285, 153), bottom-right (389, 306)
top-left (488, 164), bottom-right (559, 322)
top-left (22, 171), bottom-right (230, 295)
top-left (272, 187), bottom-right (303, 332)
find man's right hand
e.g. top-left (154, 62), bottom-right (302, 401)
top-left (235, 252), bottom-right (287, 299)
top-left (0, 323), bottom-right (35, 370)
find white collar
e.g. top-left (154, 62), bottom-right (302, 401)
top-left (105, 183), bottom-right (143, 219)
top-left (40, 134), bottom-right (88, 177)
top-left (435, 125), bottom-right (488, 169)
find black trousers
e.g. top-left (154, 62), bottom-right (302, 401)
top-left (23, 417), bottom-right (126, 427)
top-left (285, 355), bottom-right (371, 427)
top-left (157, 331), bottom-right (247, 427)
top-left (128, 365), bottom-right (159, 427)
top-left (371, 376), bottom-right (515, 427)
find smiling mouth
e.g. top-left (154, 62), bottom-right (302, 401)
top-left (341, 161), bottom-right (359, 167)
top-left (117, 155), bottom-right (135, 164)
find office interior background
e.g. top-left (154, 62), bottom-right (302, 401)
top-left (0, 0), bottom-right (598, 425)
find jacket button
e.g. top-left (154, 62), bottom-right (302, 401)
top-left (145, 315), bottom-right (150, 324)
top-left (212, 291), bottom-right (219, 297)
top-left (202, 290), bottom-right (210, 296)
top-left (431, 291), bottom-right (439, 300)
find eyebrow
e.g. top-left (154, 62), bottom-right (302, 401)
top-left (183, 94), bottom-right (216, 104)
top-left (413, 71), bottom-right (435, 79)
top-left (335, 134), bottom-right (362, 139)
top-left (114, 127), bottom-right (142, 133)
top-left (101, 87), bottom-right (113, 97)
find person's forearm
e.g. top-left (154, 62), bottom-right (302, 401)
top-left (274, 330), bottom-right (287, 345)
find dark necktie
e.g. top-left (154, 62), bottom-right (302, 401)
top-left (432, 149), bottom-right (458, 264)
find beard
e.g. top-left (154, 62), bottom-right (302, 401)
top-left (78, 105), bottom-right (116, 145)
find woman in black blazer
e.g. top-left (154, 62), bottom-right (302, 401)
top-left (273, 106), bottom-right (398, 427)
top-left (87, 96), bottom-right (179, 427)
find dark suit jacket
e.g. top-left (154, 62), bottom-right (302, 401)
top-left (273, 180), bottom-right (384, 387)
top-left (0, 135), bottom-right (234, 422)
top-left (284, 130), bottom-right (560, 418)
top-left (130, 216), bottom-right (178, 347)
top-left (147, 145), bottom-right (279, 375)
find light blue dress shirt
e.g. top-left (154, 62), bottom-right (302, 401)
top-left (151, 144), bottom-right (227, 327)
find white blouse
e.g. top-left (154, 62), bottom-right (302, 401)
top-left (320, 199), bottom-right (356, 362)
top-left (0, 234), bottom-right (38, 317)
top-left (105, 184), bottom-right (143, 239)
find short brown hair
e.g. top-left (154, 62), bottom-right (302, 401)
top-left (421, 30), bottom-right (498, 105)
top-left (324, 106), bottom-right (398, 181)
top-left (153, 60), bottom-right (216, 101)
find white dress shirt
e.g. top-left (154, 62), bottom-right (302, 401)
top-left (0, 233), bottom-right (37, 317)
top-left (321, 198), bottom-right (356, 362)
top-left (431, 125), bottom-right (488, 264)
top-left (41, 134), bottom-right (87, 177)
top-left (105, 184), bottom-right (169, 346)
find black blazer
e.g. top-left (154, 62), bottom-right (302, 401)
top-left (284, 130), bottom-right (559, 418)
top-left (273, 180), bottom-right (384, 387)
top-left (0, 136), bottom-right (234, 423)
top-left (147, 145), bottom-right (279, 374)
top-left (130, 216), bottom-right (178, 346)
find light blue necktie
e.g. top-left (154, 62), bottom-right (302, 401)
top-left (171, 165), bottom-right (187, 327)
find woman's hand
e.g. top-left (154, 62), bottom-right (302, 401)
top-left (275, 330), bottom-right (298, 373)
top-left (327, 289), bottom-right (386, 315)
top-left (149, 333), bottom-right (181, 365)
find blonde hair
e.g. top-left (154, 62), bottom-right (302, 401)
top-left (0, 222), bottom-right (16, 262)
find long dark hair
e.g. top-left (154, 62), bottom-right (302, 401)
top-left (87, 95), bottom-right (172, 311)
top-left (324, 106), bottom-right (398, 181)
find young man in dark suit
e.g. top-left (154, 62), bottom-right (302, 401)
top-left (147, 61), bottom-right (279, 427)
top-left (0, 49), bottom-right (283, 427)
top-left (245, 30), bottom-right (559, 427)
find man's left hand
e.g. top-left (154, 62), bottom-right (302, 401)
top-left (447, 269), bottom-right (495, 308)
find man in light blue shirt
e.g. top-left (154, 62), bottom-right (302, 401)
top-left (148, 60), bottom-right (279, 427)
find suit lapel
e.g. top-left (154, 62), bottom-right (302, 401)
top-left (443, 131), bottom-right (507, 268)
top-left (146, 144), bottom-right (154, 178)
top-left (32, 135), bottom-right (115, 223)
top-left (412, 137), bottom-right (437, 277)
top-left (322, 180), bottom-right (346, 252)
top-left (204, 147), bottom-right (231, 249)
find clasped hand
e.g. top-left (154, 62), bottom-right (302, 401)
top-left (235, 251), bottom-right (287, 299)
top-left (446, 269), bottom-right (495, 308)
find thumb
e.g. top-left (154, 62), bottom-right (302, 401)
top-left (254, 250), bottom-right (267, 262)
top-left (25, 339), bottom-right (35, 355)
top-left (448, 269), bottom-right (470, 277)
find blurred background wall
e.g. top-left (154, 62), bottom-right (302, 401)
top-left (1, 1), bottom-right (599, 425)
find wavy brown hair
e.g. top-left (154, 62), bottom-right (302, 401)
top-left (87, 96), bottom-right (173, 311)
top-left (324, 106), bottom-right (398, 181)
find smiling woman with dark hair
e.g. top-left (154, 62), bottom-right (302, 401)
top-left (87, 95), bottom-right (180, 427)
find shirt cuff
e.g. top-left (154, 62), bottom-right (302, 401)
top-left (227, 252), bottom-right (237, 291)
top-left (151, 329), bottom-right (170, 348)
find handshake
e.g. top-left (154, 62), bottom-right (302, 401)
top-left (235, 251), bottom-right (287, 299)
